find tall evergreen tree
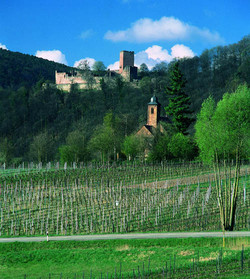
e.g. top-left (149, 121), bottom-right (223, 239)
top-left (165, 61), bottom-right (193, 133)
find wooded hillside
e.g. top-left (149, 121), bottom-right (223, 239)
top-left (0, 35), bottom-right (249, 163)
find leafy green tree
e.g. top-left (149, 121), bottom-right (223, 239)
top-left (165, 61), bottom-right (193, 133)
top-left (168, 133), bottom-right (197, 160)
top-left (77, 60), bottom-right (91, 72)
top-left (76, 60), bottom-right (96, 89)
top-left (152, 62), bottom-right (168, 76)
top-left (0, 137), bottom-right (13, 165)
top-left (88, 112), bottom-right (123, 162)
top-left (195, 84), bottom-right (250, 231)
top-left (138, 63), bottom-right (149, 78)
top-left (147, 133), bottom-right (171, 162)
top-left (92, 61), bottom-right (106, 76)
top-left (139, 76), bottom-right (153, 97)
top-left (29, 131), bottom-right (53, 162)
top-left (59, 130), bottom-right (89, 163)
top-left (88, 125), bottom-right (115, 163)
top-left (122, 134), bottom-right (145, 160)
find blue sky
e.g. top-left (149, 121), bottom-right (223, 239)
top-left (0, 0), bottom-right (249, 69)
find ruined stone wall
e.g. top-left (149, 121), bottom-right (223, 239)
top-left (56, 75), bottom-right (102, 92)
top-left (121, 66), bottom-right (138, 81)
top-left (55, 71), bottom-right (86, 85)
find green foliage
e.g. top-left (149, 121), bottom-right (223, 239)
top-left (122, 134), bottom-right (145, 160)
top-left (92, 61), bottom-right (106, 76)
top-left (59, 130), bottom-right (89, 163)
top-left (195, 84), bottom-right (250, 231)
top-left (168, 133), bottom-right (197, 160)
top-left (89, 112), bottom-right (124, 162)
top-left (147, 133), bottom-right (171, 162)
top-left (164, 62), bottom-right (193, 133)
top-left (148, 132), bottom-right (197, 162)
top-left (195, 84), bottom-right (250, 163)
top-left (138, 63), bottom-right (149, 78)
top-left (194, 96), bottom-right (216, 164)
top-left (0, 36), bottom-right (249, 162)
top-left (0, 48), bottom-right (71, 88)
top-left (152, 61), bottom-right (168, 75)
top-left (0, 137), bottom-right (13, 164)
top-left (29, 131), bottom-right (53, 162)
top-left (76, 60), bottom-right (91, 72)
top-left (213, 84), bottom-right (250, 160)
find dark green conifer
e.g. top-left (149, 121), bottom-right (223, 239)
top-left (165, 61), bottom-right (193, 133)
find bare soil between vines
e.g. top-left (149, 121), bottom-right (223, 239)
top-left (129, 167), bottom-right (250, 189)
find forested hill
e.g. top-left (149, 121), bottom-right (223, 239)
top-left (0, 49), bottom-right (71, 88)
top-left (0, 35), bottom-right (249, 163)
top-left (178, 35), bottom-right (250, 110)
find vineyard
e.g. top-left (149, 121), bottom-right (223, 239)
top-left (0, 161), bottom-right (249, 237)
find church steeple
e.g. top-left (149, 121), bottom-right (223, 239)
top-left (147, 96), bottom-right (160, 128)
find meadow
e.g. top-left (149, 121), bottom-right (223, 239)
top-left (0, 237), bottom-right (249, 278)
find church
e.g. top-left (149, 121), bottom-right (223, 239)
top-left (137, 95), bottom-right (168, 137)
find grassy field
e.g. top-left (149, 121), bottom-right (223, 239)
top-left (0, 237), bottom-right (249, 278)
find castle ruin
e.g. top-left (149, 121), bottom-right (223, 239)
top-left (119, 50), bottom-right (137, 81)
top-left (55, 50), bottom-right (137, 91)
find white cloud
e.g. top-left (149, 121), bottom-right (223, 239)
top-left (170, 44), bottom-right (195, 59)
top-left (108, 44), bottom-right (195, 70)
top-left (35, 50), bottom-right (67, 65)
top-left (74, 58), bottom-right (96, 69)
top-left (145, 45), bottom-right (172, 62)
top-left (135, 44), bottom-right (195, 69)
top-left (107, 60), bottom-right (120, 70)
top-left (0, 43), bottom-right (8, 50)
top-left (79, 29), bottom-right (93, 40)
top-left (104, 16), bottom-right (223, 44)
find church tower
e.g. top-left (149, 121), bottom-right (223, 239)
top-left (147, 96), bottom-right (160, 128)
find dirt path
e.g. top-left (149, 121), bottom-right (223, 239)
top-left (129, 167), bottom-right (250, 189)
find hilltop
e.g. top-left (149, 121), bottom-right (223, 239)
top-left (0, 49), bottom-right (72, 88)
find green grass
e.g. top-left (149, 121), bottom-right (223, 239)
top-left (0, 237), bottom-right (249, 278)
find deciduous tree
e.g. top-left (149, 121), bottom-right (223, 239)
top-left (195, 84), bottom-right (250, 231)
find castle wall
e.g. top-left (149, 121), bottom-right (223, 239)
top-left (121, 66), bottom-right (138, 81)
top-left (55, 71), bottom-right (86, 85)
top-left (55, 72), bottom-right (102, 92)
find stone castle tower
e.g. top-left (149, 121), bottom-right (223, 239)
top-left (147, 96), bottom-right (161, 128)
top-left (119, 51), bottom-right (134, 73)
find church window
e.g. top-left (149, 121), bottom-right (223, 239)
top-left (151, 108), bottom-right (154, 114)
